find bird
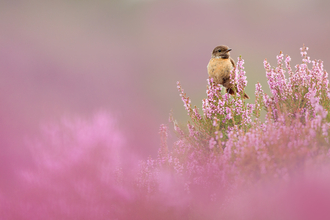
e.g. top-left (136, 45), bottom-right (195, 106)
top-left (207, 45), bottom-right (249, 99)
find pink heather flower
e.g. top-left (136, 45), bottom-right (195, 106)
top-left (255, 82), bottom-right (263, 97)
top-left (209, 137), bottom-right (216, 149)
top-left (187, 123), bottom-right (198, 139)
top-left (223, 93), bottom-right (229, 101)
top-left (306, 87), bottom-right (328, 120)
top-left (254, 82), bottom-right (264, 117)
top-left (226, 107), bottom-right (232, 120)
top-left (193, 107), bottom-right (202, 120)
top-left (322, 123), bottom-right (329, 137)
top-left (275, 52), bottom-right (288, 99)
top-left (177, 81), bottom-right (192, 115)
top-left (263, 93), bottom-right (271, 109)
top-left (214, 131), bottom-right (219, 140)
top-left (305, 87), bottom-right (317, 104)
top-left (213, 117), bottom-right (219, 127)
top-left (309, 128), bottom-right (316, 137)
top-left (173, 119), bottom-right (185, 137)
top-left (276, 51), bottom-right (284, 65)
top-left (242, 103), bottom-right (254, 125)
top-left (264, 54), bottom-right (289, 102)
top-left (235, 99), bottom-right (243, 114)
top-left (264, 59), bottom-right (279, 99)
top-left (231, 57), bottom-right (248, 94)
top-left (202, 98), bottom-right (211, 118)
top-left (159, 124), bottom-right (168, 138)
top-left (316, 104), bottom-right (328, 119)
top-left (300, 45), bottom-right (311, 64)
top-left (217, 100), bottom-right (225, 115)
top-left (285, 55), bottom-right (294, 93)
top-left (158, 124), bottom-right (169, 165)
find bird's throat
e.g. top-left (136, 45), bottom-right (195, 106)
top-left (212, 54), bottom-right (229, 59)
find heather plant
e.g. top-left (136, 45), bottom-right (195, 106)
top-left (137, 45), bottom-right (330, 204)
top-left (175, 45), bottom-right (330, 150)
top-left (261, 45), bottom-right (330, 124)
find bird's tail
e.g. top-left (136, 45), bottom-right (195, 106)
top-left (227, 87), bottom-right (249, 99)
top-left (243, 92), bottom-right (250, 99)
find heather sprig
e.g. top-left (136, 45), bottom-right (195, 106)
top-left (230, 56), bottom-right (248, 95)
top-left (263, 45), bottom-right (330, 123)
top-left (165, 46), bottom-right (330, 193)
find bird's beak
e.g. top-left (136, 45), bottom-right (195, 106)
top-left (226, 48), bottom-right (232, 52)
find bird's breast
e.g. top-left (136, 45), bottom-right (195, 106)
top-left (207, 58), bottom-right (233, 85)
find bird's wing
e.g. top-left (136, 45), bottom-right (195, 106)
top-left (230, 57), bottom-right (236, 68)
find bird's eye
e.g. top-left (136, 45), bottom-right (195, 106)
top-left (218, 50), bottom-right (222, 52)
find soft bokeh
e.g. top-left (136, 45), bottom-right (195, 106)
top-left (1, 0), bottom-right (330, 218)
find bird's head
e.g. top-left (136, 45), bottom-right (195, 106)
top-left (212, 45), bottom-right (232, 59)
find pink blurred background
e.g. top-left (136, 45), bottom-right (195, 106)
top-left (1, 0), bottom-right (330, 191)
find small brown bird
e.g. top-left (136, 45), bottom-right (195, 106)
top-left (207, 45), bottom-right (249, 99)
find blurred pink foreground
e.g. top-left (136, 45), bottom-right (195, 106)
top-left (0, 111), bottom-right (329, 220)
